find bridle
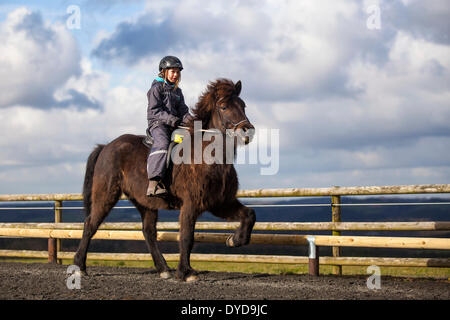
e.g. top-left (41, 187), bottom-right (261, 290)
top-left (177, 99), bottom-right (251, 136)
top-left (216, 100), bottom-right (250, 136)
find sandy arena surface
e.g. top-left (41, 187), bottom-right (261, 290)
top-left (0, 262), bottom-right (448, 300)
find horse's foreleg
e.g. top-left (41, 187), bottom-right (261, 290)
top-left (177, 202), bottom-right (199, 282)
top-left (224, 201), bottom-right (256, 248)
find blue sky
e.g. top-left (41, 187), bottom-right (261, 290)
top-left (0, 0), bottom-right (449, 194)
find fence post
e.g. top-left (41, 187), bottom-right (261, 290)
top-left (307, 236), bottom-right (319, 276)
top-left (48, 238), bottom-right (57, 263)
top-left (54, 200), bottom-right (62, 264)
top-left (331, 195), bottom-right (342, 275)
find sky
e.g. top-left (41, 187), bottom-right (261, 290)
top-left (0, 0), bottom-right (449, 194)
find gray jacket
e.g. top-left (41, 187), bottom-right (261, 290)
top-left (147, 77), bottom-right (192, 128)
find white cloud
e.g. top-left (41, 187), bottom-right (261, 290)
top-left (54, 59), bottom-right (109, 104)
top-left (0, 7), bottom-right (81, 109)
top-left (0, 1), bottom-right (449, 193)
top-left (0, 84), bottom-right (147, 193)
top-left (0, 7), bottom-right (147, 193)
top-left (0, 60), bottom-right (146, 166)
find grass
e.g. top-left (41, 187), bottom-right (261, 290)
top-left (2, 257), bottom-right (449, 279)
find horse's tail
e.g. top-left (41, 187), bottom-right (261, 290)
top-left (82, 144), bottom-right (105, 217)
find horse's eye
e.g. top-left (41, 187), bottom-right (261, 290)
top-left (220, 105), bottom-right (227, 111)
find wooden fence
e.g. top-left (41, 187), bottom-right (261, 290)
top-left (0, 184), bottom-right (449, 276)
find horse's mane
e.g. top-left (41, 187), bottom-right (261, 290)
top-left (191, 78), bottom-right (238, 124)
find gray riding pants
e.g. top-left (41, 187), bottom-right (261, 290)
top-left (146, 124), bottom-right (172, 180)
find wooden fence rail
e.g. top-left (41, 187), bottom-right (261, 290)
top-left (0, 227), bottom-right (449, 249)
top-left (1, 250), bottom-right (449, 268)
top-left (1, 221), bottom-right (450, 231)
top-left (0, 184), bottom-right (449, 276)
top-left (1, 184), bottom-right (450, 202)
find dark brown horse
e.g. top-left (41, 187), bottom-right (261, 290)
top-left (74, 79), bottom-right (256, 281)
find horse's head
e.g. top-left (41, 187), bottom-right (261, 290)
top-left (194, 79), bottom-right (255, 144)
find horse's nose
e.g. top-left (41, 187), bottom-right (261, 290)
top-left (241, 123), bottom-right (255, 144)
top-left (242, 122), bottom-right (254, 132)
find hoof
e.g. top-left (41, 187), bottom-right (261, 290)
top-left (185, 274), bottom-right (199, 282)
top-left (159, 271), bottom-right (171, 279)
top-left (226, 235), bottom-right (235, 247)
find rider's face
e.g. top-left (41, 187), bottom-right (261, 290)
top-left (166, 68), bottom-right (180, 83)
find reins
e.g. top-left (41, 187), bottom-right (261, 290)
top-left (178, 107), bottom-right (249, 135)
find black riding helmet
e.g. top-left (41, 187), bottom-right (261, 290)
top-left (159, 56), bottom-right (183, 71)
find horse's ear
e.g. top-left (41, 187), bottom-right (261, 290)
top-left (235, 80), bottom-right (242, 96)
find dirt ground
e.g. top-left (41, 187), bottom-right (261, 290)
top-left (0, 262), bottom-right (448, 300)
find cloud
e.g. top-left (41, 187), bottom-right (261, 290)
top-left (87, 0), bottom-right (450, 189)
top-left (0, 80), bottom-right (147, 193)
top-left (92, 18), bottom-right (175, 63)
top-left (0, 7), bottom-right (81, 109)
top-left (91, 0), bottom-right (393, 103)
top-left (383, 0), bottom-right (450, 45)
top-left (0, 7), bottom-right (102, 111)
top-left (92, 0), bottom-right (272, 64)
top-left (54, 89), bottom-right (103, 110)
top-left (0, 1), bottom-right (449, 193)
top-left (0, 161), bottom-right (87, 194)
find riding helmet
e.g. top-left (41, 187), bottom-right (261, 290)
top-left (159, 56), bottom-right (183, 71)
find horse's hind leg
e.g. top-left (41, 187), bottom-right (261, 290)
top-left (74, 188), bottom-right (121, 274)
top-left (132, 202), bottom-right (171, 278)
top-left (177, 201), bottom-right (200, 282)
top-left (212, 199), bottom-right (256, 248)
